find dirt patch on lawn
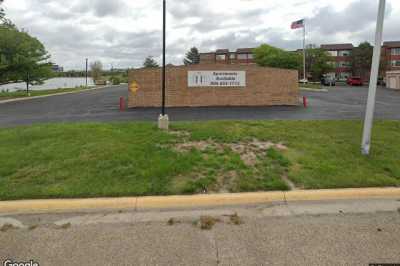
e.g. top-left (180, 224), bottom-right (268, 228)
top-left (215, 170), bottom-right (238, 193)
top-left (171, 138), bottom-right (293, 193)
top-left (175, 140), bottom-right (215, 153)
top-left (168, 130), bottom-right (191, 138)
top-left (175, 139), bottom-right (288, 167)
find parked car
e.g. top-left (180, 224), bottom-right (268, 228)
top-left (347, 77), bottom-right (363, 86)
top-left (321, 75), bottom-right (336, 86)
top-left (377, 77), bottom-right (386, 86)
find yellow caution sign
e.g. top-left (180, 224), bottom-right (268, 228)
top-left (129, 81), bottom-right (139, 93)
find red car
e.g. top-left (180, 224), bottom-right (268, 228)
top-left (347, 77), bottom-right (363, 86)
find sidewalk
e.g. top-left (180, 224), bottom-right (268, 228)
top-left (1, 198), bottom-right (399, 265)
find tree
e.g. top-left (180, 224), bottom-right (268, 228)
top-left (0, 26), bottom-right (52, 92)
top-left (352, 42), bottom-right (373, 80)
top-left (0, 0), bottom-right (14, 28)
top-left (0, 0), bottom-right (4, 21)
top-left (305, 48), bottom-right (334, 81)
top-left (90, 61), bottom-right (103, 82)
top-left (183, 47), bottom-right (200, 65)
top-left (254, 44), bottom-right (300, 70)
top-left (143, 56), bottom-right (159, 68)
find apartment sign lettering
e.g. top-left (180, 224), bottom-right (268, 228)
top-left (188, 71), bottom-right (246, 87)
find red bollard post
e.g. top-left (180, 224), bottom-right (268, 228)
top-left (119, 97), bottom-right (125, 111)
top-left (303, 96), bottom-right (308, 108)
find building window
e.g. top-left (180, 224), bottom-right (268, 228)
top-left (327, 51), bottom-right (337, 57)
top-left (216, 54), bottom-right (226, 61)
top-left (237, 54), bottom-right (247, 60)
top-left (391, 48), bottom-right (400, 55)
top-left (247, 53), bottom-right (254, 59)
top-left (392, 60), bottom-right (400, 67)
top-left (337, 61), bottom-right (351, 68)
top-left (326, 72), bottom-right (336, 79)
top-left (338, 50), bottom-right (351, 57)
top-left (229, 54), bottom-right (236, 59)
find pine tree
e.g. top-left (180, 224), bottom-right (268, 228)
top-left (0, 0), bottom-right (4, 19)
top-left (1, 0), bottom-right (5, 22)
top-left (0, 0), bottom-right (14, 27)
top-left (143, 56), bottom-right (159, 68)
top-left (183, 47), bottom-right (200, 65)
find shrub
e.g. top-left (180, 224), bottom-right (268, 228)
top-left (111, 77), bottom-right (121, 85)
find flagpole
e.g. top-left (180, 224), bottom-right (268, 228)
top-left (303, 19), bottom-right (306, 82)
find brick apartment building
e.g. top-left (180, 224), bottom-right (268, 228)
top-left (321, 42), bottom-right (400, 81)
top-left (382, 41), bottom-right (400, 71)
top-left (199, 48), bottom-right (256, 65)
top-left (320, 43), bottom-right (353, 81)
top-left (199, 42), bottom-right (400, 82)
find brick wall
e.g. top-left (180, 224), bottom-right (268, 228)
top-left (128, 65), bottom-right (299, 108)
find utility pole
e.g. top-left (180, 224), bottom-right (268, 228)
top-left (26, 72), bottom-right (30, 95)
top-left (158, 0), bottom-right (169, 130)
top-left (85, 58), bottom-right (88, 88)
top-left (361, 0), bottom-right (386, 155)
top-left (303, 20), bottom-right (306, 82)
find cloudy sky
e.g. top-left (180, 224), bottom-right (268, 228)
top-left (3, 0), bottom-right (400, 70)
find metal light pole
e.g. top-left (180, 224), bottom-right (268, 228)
top-left (158, 0), bottom-right (169, 129)
top-left (161, 0), bottom-right (166, 116)
top-left (26, 72), bottom-right (30, 95)
top-left (303, 20), bottom-right (306, 82)
top-left (85, 58), bottom-right (88, 88)
top-left (361, 0), bottom-right (386, 155)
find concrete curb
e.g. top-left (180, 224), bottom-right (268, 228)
top-left (0, 85), bottom-right (113, 105)
top-left (0, 187), bottom-right (399, 214)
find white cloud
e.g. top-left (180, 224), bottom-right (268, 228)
top-left (2, 0), bottom-right (399, 70)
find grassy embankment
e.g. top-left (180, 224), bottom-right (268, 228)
top-left (0, 86), bottom-right (91, 100)
top-left (299, 83), bottom-right (323, 90)
top-left (0, 121), bottom-right (399, 200)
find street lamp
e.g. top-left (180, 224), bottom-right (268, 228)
top-left (158, 0), bottom-right (169, 129)
top-left (361, 0), bottom-right (386, 155)
top-left (85, 58), bottom-right (88, 88)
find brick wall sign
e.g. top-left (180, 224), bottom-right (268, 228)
top-left (188, 71), bottom-right (246, 87)
top-left (128, 65), bottom-right (299, 108)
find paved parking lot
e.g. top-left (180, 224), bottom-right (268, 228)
top-left (0, 85), bottom-right (399, 127)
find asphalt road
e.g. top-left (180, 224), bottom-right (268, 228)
top-left (1, 199), bottom-right (400, 265)
top-left (0, 85), bottom-right (399, 127)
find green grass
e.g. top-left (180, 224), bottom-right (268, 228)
top-left (299, 83), bottom-right (323, 90)
top-left (0, 121), bottom-right (399, 200)
top-left (0, 86), bottom-right (90, 100)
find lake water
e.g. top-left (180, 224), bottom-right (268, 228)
top-left (0, 77), bottom-right (95, 92)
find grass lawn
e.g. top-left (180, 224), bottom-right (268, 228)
top-left (0, 121), bottom-right (399, 200)
top-left (0, 86), bottom-right (91, 100)
top-left (299, 83), bottom-right (323, 90)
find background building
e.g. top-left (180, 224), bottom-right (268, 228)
top-left (199, 41), bottom-right (400, 82)
top-left (200, 48), bottom-right (255, 65)
top-left (320, 44), bottom-right (353, 81)
top-left (383, 41), bottom-right (400, 72)
top-left (51, 64), bottom-right (64, 72)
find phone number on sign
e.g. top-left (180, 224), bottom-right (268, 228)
top-left (210, 81), bottom-right (241, 86)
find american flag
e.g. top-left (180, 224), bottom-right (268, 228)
top-left (291, 19), bottom-right (304, 29)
